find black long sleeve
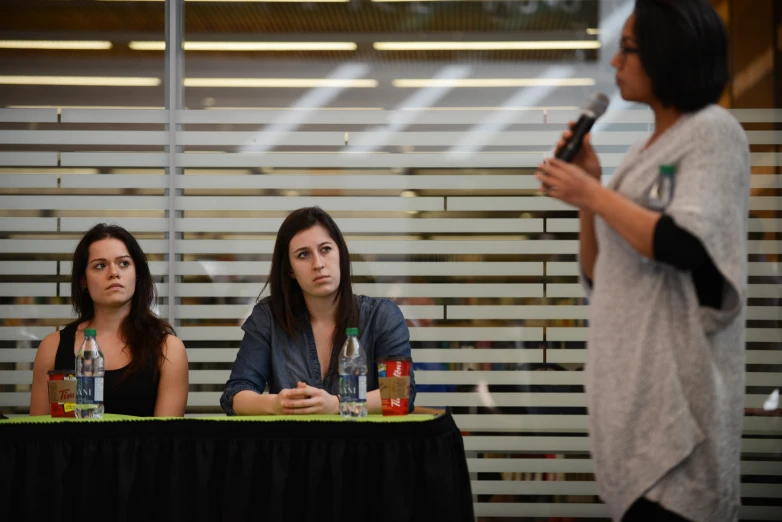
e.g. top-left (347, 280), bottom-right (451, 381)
top-left (653, 214), bottom-right (724, 309)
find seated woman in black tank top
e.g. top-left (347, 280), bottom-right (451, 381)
top-left (29, 224), bottom-right (189, 417)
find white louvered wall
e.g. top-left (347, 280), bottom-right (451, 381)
top-left (1, 105), bottom-right (780, 520)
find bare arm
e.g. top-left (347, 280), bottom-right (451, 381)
top-left (232, 390), bottom-right (284, 415)
top-left (591, 188), bottom-right (660, 259)
top-left (579, 210), bottom-right (599, 281)
top-left (551, 128), bottom-right (603, 281)
top-left (283, 386), bottom-right (381, 415)
top-left (152, 335), bottom-right (189, 417)
top-left (238, 383), bottom-right (379, 416)
top-left (366, 389), bottom-right (381, 415)
top-left (284, 387), bottom-right (380, 415)
top-left (232, 384), bottom-right (339, 416)
top-left (537, 159), bottom-right (660, 260)
top-left (30, 332), bottom-right (60, 416)
top-left (232, 384), bottom-right (381, 416)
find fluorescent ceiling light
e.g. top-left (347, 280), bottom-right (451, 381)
top-left (393, 78), bottom-right (596, 88)
top-left (6, 105), bottom-right (164, 113)
top-left (374, 41), bottom-right (601, 51)
top-left (0, 40), bottom-right (113, 50)
top-left (129, 41), bottom-right (357, 51)
top-left (204, 106), bottom-right (383, 110)
top-left (399, 106), bottom-right (581, 110)
top-left (188, 41), bottom-right (356, 51)
top-left (99, 0), bottom-right (348, 2)
top-left (1, 77), bottom-right (374, 89)
top-left (128, 42), bottom-right (165, 51)
top-left (185, 78), bottom-right (377, 88)
top-left (586, 28), bottom-right (601, 35)
top-left (0, 76), bottom-right (161, 86)
top-left (0, 168), bottom-right (100, 174)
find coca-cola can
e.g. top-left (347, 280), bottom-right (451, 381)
top-left (377, 356), bottom-right (412, 416)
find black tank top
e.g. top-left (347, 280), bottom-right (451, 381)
top-left (54, 324), bottom-right (159, 417)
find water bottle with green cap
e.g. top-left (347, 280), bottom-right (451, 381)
top-left (75, 328), bottom-right (105, 419)
top-left (338, 327), bottom-right (367, 418)
top-left (646, 164), bottom-right (676, 210)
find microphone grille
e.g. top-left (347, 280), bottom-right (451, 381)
top-left (585, 92), bottom-right (610, 118)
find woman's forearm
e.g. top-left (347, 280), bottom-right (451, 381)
top-left (579, 209), bottom-right (599, 281)
top-left (590, 187), bottom-right (661, 259)
top-left (232, 390), bottom-right (280, 415)
top-left (367, 389), bottom-right (381, 414)
top-left (234, 388), bottom-right (382, 415)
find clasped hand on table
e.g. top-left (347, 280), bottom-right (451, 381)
top-left (276, 381), bottom-right (339, 415)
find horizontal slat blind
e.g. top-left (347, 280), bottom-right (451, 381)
top-left (1, 104), bottom-right (779, 520)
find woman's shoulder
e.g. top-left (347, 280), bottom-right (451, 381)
top-left (356, 295), bottom-right (403, 321)
top-left (243, 296), bottom-right (275, 330)
top-left (35, 324), bottom-right (75, 369)
top-left (162, 333), bottom-right (186, 351)
top-left (38, 329), bottom-right (62, 355)
top-left (356, 294), bottom-right (393, 308)
top-left (251, 296), bottom-right (274, 317)
top-left (690, 105), bottom-right (747, 144)
top-left (253, 296), bottom-right (273, 311)
top-left (692, 104), bottom-right (735, 122)
top-left (61, 321), bottom-right (96, 341)
top-left (61, 321), bottom-right (82, 334)
top-left (161, 334), bottom-right (188, 363)
top-left (45, 322), bottom-right (80, 348)
top-left (253, 295), bottom-right (272, 311)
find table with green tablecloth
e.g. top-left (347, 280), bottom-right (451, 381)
top-left (0, 413), bottom-right (474, 522)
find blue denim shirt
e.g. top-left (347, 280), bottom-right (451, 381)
top-left (220, 295), bottom-right (416, 415)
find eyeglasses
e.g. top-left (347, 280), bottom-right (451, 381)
top-left (617, 45), bottom-right (639, 63)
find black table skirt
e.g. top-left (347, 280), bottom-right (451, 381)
top-left (1, 414), bottom-right (474, 522)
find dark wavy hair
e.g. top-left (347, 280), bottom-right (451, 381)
top-left (261, 207), bottom-right (358, 376)
top-left (70, 223), bottom-right (174, 378)
top-left (634, 0), bottom-right (728, 113)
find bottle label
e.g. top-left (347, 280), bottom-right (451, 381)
top-left (77, 376), bottom-right (103, 404)
top-left (94, 376), bottom-right (104, 402)
top-left (339, 375), bottom-right (367, 403)
top-left (358, 375), bottom-right (366, 401)
top-left (645, 174), bottom-right (674, 211)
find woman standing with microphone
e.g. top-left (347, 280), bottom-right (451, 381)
top-left (536, 1), bottom-right (750, 520)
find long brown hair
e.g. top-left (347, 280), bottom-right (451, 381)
top-left (70, 223), bottom-right (174, 378)
top-left (261, 207), bottom-right (359, 373)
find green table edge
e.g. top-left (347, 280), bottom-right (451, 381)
top-left (2, 413), bottom-right (439, 424)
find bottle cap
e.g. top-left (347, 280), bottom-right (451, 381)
top-left (84, 328), bottom-right (96, 336)
top-left (346, 327), bottom-right (358, 336)
top-left (659, 164), bottom-right (676, 176)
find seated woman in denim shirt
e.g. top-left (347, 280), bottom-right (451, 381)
top-left (221, 207), bottom-right (416, 415)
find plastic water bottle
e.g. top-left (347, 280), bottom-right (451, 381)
top-left (75, 328), bottom-right (105, 419)
top-left (338, 327), bottom-right (367, 418)
top-left (646, 164), bottom-right (675, 210)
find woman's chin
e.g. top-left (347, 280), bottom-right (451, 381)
top-left (304, 287), bottom-right (338, 299)
top-left (93, 298), bottom-right (132, 309)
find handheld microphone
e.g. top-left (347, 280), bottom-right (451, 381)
top-left (555, 92), bottom-right (609, 162)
